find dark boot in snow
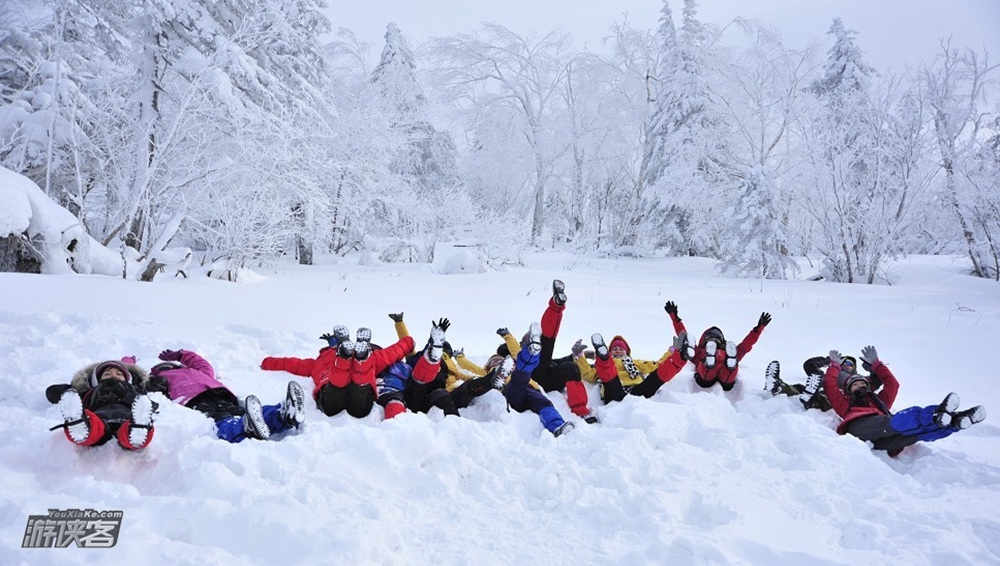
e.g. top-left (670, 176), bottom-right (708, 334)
top-left (725, 340), bottom-right (738, 369)
top-left (933, 392), bottom-right (960, 428)
top-left (281, 381), bottom-right (306, 427)
top-left (128, 394), bottom-right (155, 448)
top-left (243, 395), bottom-right (270, 440)
top-left (952, 405), bottom-right (986, 429)
top-left (797, 372), bottom-right (823, 409)
top-left (553, 421), bottom-right (575, 437)
top-left (426, 323), bottom-right (447, 363)
top-left (764, 361), bottom-right (782, 396)
top-left (704, 340), bottom-right (717, 368)
top-left (591, 333), bottom-right (609, 361)
top-left (552, 279), bottom-right (566, 306)
top-left (59, 389), bottom-right (89, 444)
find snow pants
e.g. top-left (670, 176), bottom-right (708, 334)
top-left (503, 348), bottom-right (566, 433)
top-left (845, 405), bottom-right (959, 453)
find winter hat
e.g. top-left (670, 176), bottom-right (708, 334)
top-left (843, 374), bottom-right (872, 395)
top-left (90, 360), bottom-right (131, 388)
top-left (841, 356), bottom-right (858, 368)
top-left (151, 361), bottom-right (184, 375)
top-left (484, 355), bottom-right (505, 372)
top-left (609, 336), bottom-right (631, 356)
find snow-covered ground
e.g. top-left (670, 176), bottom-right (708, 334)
top-left (1, 250), bottom-right (998, 565)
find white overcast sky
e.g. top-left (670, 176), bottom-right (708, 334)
top-left (323, 0), bottom-right (1000, 73)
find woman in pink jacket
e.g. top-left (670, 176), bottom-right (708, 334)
top-left (148, 349), bottom-right (305, 442)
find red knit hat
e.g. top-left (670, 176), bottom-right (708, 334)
top-left (609, 336), bottom-right (631, 356)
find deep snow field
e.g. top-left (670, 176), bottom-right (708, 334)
top-left (1, 250), bottom-right (998, 565)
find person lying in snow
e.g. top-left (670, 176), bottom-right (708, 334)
top-left (375, 315), bottom-right (455, 419)
top-left (46, 357), bottom-right (156, 451)
top-left (824, 346), bottom-right (986, 456)
top-left (665, 300), bottom-right (769, 391)
top-left (261, 322), bottom-right (414, 419)
top-left (496, 280), bottom-right (597, 424)
top-left (146, 349), bottom-right (304, 442)
top-left (764, 354), bottom-right (884, 412)
top-left (576, 329), bottom-right (688, 404)
top-left (497, 323), bottom-right (574, 437)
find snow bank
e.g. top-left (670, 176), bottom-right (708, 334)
top-left (1, 252), bottom-right (997, 565)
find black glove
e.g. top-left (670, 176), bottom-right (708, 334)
top-left (664, 301), bottom-right (679, 319)
top-left (860, 345), bottom-right (879, 366)
top-left (757, 312), bottom-right (772, 329)
top-left (45, 383), bottom-right (73, 405)
top-left (435, 318), bottom-right (451, 333)
top-left (319, 333), bottom-right (336, 346)
top-left (496, 327), bottom-right (510, 337)
top-left (388, 312), bottom-right (404, 323)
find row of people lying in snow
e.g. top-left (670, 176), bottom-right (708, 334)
top-left (46, 280), bottom-right (985, 457)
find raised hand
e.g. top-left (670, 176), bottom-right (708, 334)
top-left (664, 301), bottom-right (679, 317)
top-left (757, 312), bottom-right (772, 329)
top-left (434, 318), bottom-right (451, 333)
top-left (860, 345), bottom-right (879, 366)
top-left (388, 312), bottom-right (404, 323)
top-left (158, 349), bottom-right (181, 361)
top-left (828, 350), bottom-right (844, 366)
top-left (496, 327), bottom-right (510, 337)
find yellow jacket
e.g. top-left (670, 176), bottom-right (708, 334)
top-left (575, 334), bottom-right (671, 387)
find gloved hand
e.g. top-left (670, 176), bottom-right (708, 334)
top-left (571, 339), bottom-right (586, 359)
top-left (673, 331), bottom-right (689, 360)
top-left (757, 312), bottom-right (772, 329)
top-left (159, 349), bottom-right (182, 361)
top-left (434, 318), bottom-right (451, 333)
top-left (664, 301), bottom-right (679, 319)
top-left (496, 327), bottom-right (510, 337)
top-left (454, 347), bottom-right (464, 358)
top-left (388, 312), bottom-right (404, 323)
top-left (828, 350), bottom-right (844, 366)
top-left (860, 345), bottom-right (879, 366)
top-left (319, 333), bottom-right (336, 346)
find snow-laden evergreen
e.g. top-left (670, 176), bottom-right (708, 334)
top-left (1, 1), bottom-right (998, 281)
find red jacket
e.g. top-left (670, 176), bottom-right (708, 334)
top-left (823, 359), bottom-right (899, 434)
top-left (262, 336), bottom-right (414, 395)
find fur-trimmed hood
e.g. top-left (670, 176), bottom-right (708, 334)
top-left (71, 359), bottom-right (150, 394)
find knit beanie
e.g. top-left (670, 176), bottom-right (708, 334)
top-left (609, 337), bottom-right (630, 356)
top-left (91, 360), bottom-right (131, 388)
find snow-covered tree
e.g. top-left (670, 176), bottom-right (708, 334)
top-left (428, 24), bottom-right (572, 246)
top-left (923, 40), bottom-right (999, 279)
top-left (711, 20), bottom-right (811, 278)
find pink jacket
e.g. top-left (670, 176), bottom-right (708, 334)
top-left (156, 350), bottom-right (231, 405)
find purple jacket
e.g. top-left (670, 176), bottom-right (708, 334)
top-left (157, 350), bottom-right (231, 405)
